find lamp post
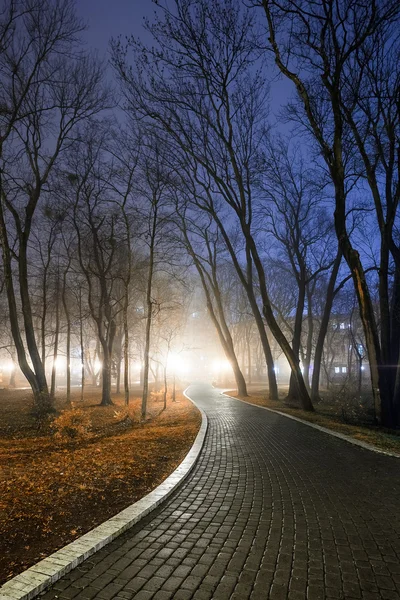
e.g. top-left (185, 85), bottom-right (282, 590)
top-left (168, 353), bottom-right (183, 402)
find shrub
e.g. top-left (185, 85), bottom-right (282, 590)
top-left (150, 390), bottom-right (164, 402)
top-left (113, 408), bottom-right (135, 427)
top-left (52, 408), bottom-right (92, 440)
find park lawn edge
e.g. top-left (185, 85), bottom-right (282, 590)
top-left (0, 388), bottom-right (208, 600)
top-left (224, 390), bottom-right (400, 458)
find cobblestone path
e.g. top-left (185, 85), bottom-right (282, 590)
top-left (40, 384), bottom-right (400, 600)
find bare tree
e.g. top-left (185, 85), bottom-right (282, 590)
top-left (0, 0), bottom-right (109, 412)
top-left (107, 129), bottom-right (140, 405)
top-left (261, 138), bottom-right (339, 397)
top-left (260, 0), bottom-right (400, 425)
top-left (66, 126), bottom-right (124, 406)
top-left (136, 143), bottom-right (172, 420)
top-left (111, 1), bottom-right (307, 403)
top-left (174, 202), bottom-right (248, 396)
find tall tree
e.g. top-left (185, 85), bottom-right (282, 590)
top-left (66, 126), bottom-right (124, 406)
top-left (112, 0), bottom-right (318, 406)
top-left (262, 138), bottom-right (339, 397)
top-left (174, 203), bottom-right (248, 396)
top-left (260, 0), bottom-right (400, 425)
top-left (0, 0), bottom-right (109, 412)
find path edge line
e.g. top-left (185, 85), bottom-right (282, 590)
top-left (0, 389), bottom-right (207, 600)
top-left (223, 391), bottom-right (400, 459)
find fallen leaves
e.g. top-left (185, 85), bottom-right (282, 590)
top-left (0, 388), bottom-right (201, 585)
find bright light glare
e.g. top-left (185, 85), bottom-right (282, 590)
top-left (54, 356), bottom-right (65, 369)
top-left (94, 358), bottom-right (102, 371)
top-left (167, 353), bottom-right (180, 371)
top-left (168, 353), bottom-right (190, 375)
top-left (212, 359), bottom-right (231, 373)
top-left (2, 361), bottom-right (15, 373)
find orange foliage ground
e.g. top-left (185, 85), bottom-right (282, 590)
top-left (0, 388), bottom-right (201, 585)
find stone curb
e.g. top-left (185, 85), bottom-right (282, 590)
top-left (0, 389), bottom-right (207, 600)
top-left (223, 391), bottom-right (400, 459)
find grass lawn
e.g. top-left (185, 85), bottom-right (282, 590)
top-left (225, 388), bottom-right (400, 456)
top-left (0, 387), bottom-right (201, 585)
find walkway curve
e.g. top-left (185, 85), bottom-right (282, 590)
top-left (35, 384), bottom-right (400, 599)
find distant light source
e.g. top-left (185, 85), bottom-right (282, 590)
top-left (212, 359), bottom-right (231, 373)
top-left (167, 353), bottom-right (181, 371)
top-left (168, 353), bottom-right (189, 375)
top-left (94, 358), bottom-right (102, 371)
top-left (54, 356), bottom-right (66, 369)
top-left (2, 361), bottom-right (15, 373)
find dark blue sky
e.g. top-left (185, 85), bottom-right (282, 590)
top-left (77, 0), bottom-right (156, 57)
top-left (76, 0), bottom-right (291, 123)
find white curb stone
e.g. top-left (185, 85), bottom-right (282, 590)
top-left (0, 390), bottom-right (207, 600)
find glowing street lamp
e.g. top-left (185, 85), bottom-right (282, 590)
top-left (54, 356), bottom-right (66, 370)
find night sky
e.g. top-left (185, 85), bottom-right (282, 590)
top-left (76, 0), bottom-right (291, 122)
top-left (77, 0), bottom-right (157, 57)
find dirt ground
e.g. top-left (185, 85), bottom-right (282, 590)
top-left (0, 387), bottom-right (201, 585)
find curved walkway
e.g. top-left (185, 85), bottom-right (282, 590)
top-left (39, 384), bottom-right (400, 600)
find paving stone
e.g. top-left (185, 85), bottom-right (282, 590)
top-left (32, 384), bottom-right (400, 600)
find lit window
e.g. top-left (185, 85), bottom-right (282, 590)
top-left (334, 367), bottom-right (340, 373)
top-left (342, 366), bottom-right (347, 373)
top-left (340, 322), bottom-right (346, 329)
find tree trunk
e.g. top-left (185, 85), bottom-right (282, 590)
top-left (19, 225), bottom-right (50, 409)
top-left (247, 235), bottom-right (313, 411)
top-left (99, 319), bottom-right (116, 406)
top-left (142, 203), bottom-right (157, 421)
top-left (9, 364), bottom-right (16, 388)
top-left (311, 249), bottom-right (342, 403)
top-left (79, 290), bottom-right (85, 401)
top-left (62, 266), bottom-right (71, 404)
top-left (116, 355), bottom-right (121, 394)
top-left (250, 300), bottom-right (278, 400)
top-left (65, 318), bottom-right (71, 403)
top-left (217, 215), bottom-right (278, 399)
top-left (189, 244), bottom-right (248, 397)
top-left (50, 277), bottom-right (60, 400)
top-left (0, 198), bottom-right (51, 413)
top-left (163, 364), bottom-right (167, 410)
top-left (123, 304), bottom-right (130, 406)
top-left (334, 194), bottom-right (387, 424)
top-left (287, 275), bottom-right (306, 401)
top-left (142, 301), bottom-right (152, 419)
top-left (41, 275), bottom-right (47, 372)
top-left (101, 356), bottom-right (113, 406)
top-left (303, 285), bottom-right (314, 391)
top-left (247, 335), bottom-right (252, 385)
